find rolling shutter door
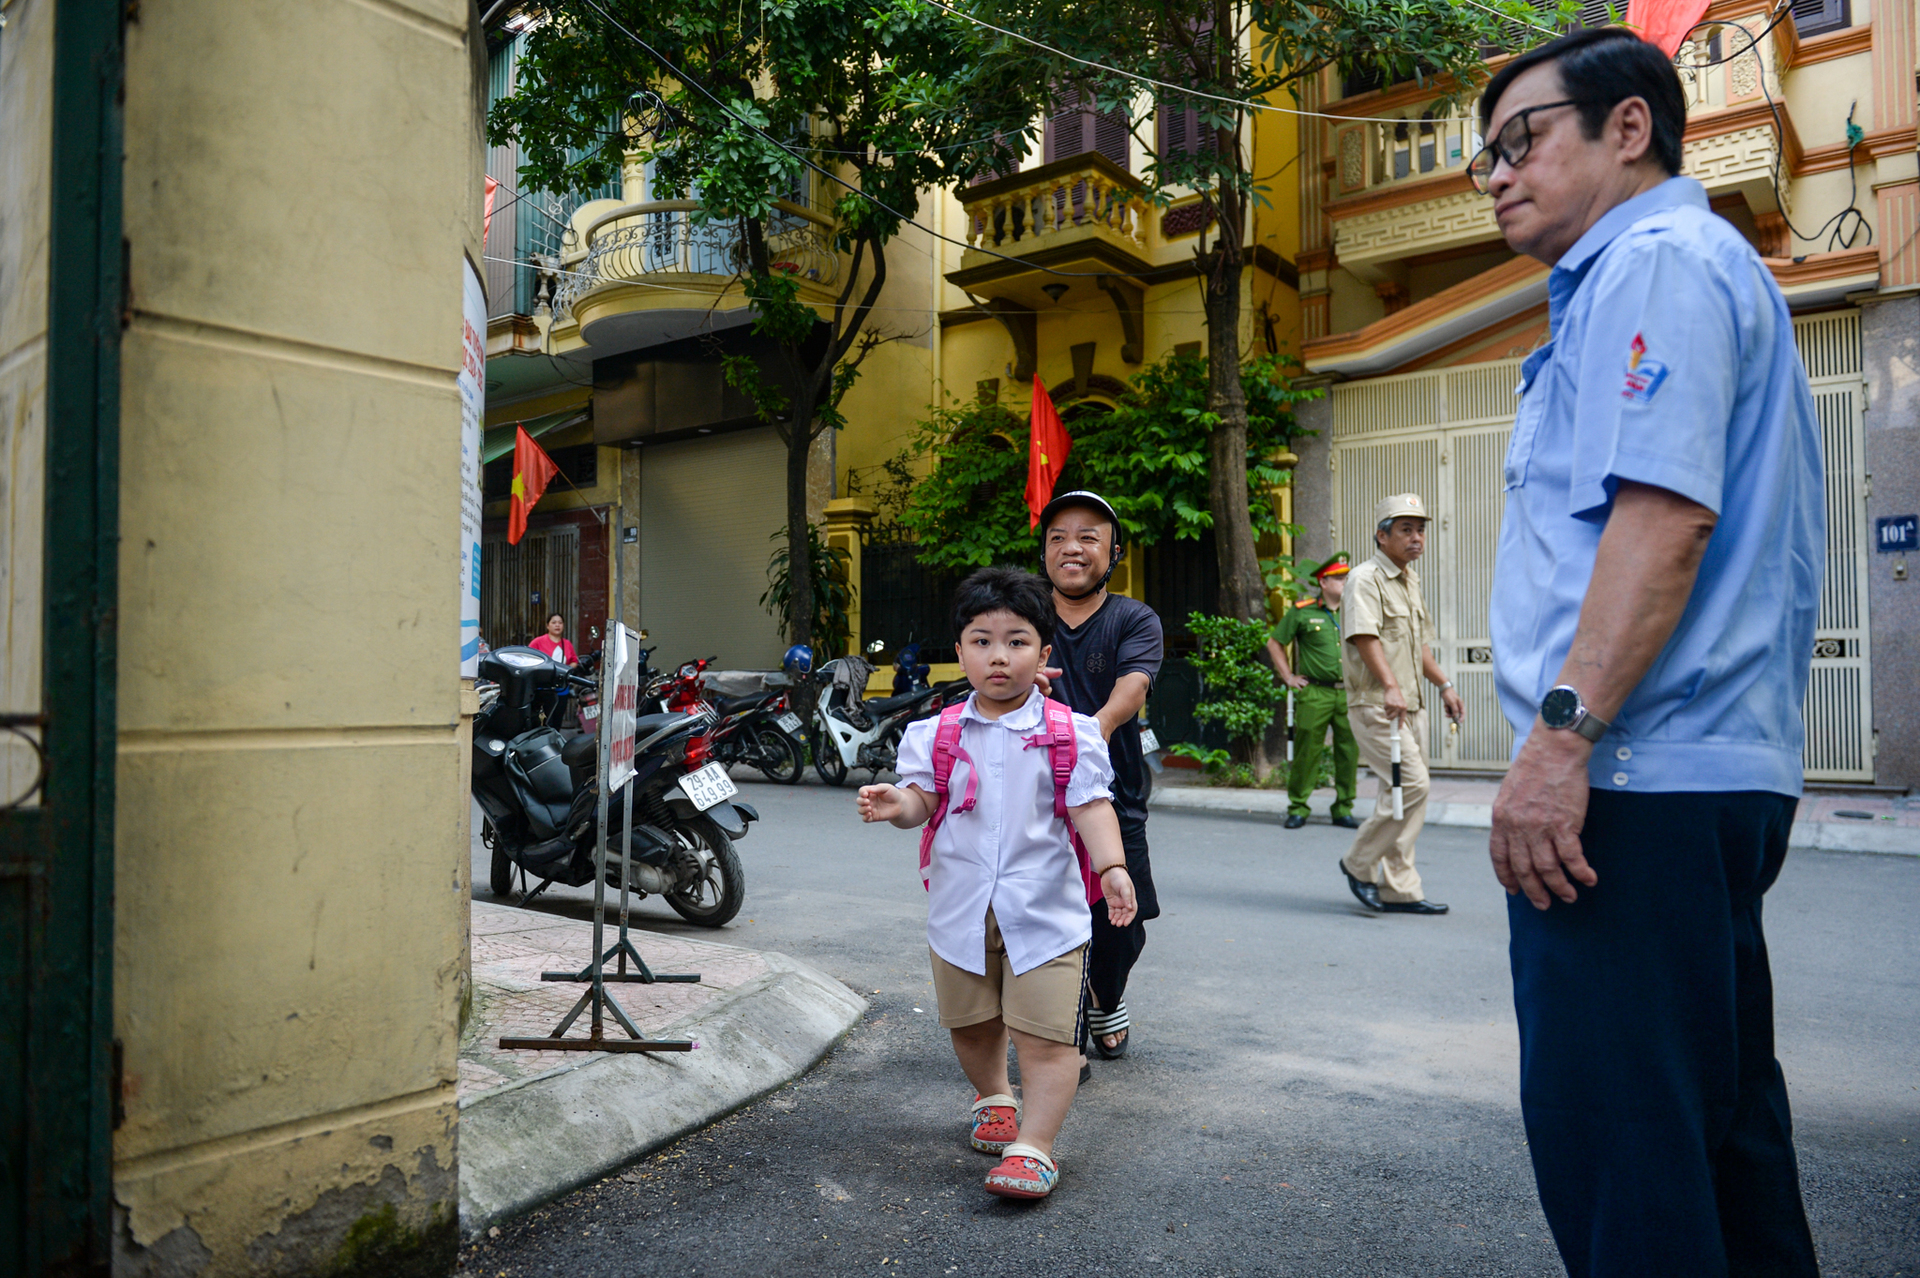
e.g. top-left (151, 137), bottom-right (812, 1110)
top-left (637, 427), bottom-right (789, 670)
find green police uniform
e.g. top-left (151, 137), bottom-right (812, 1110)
top-left (1272, 599), bottom-right (1358, 819)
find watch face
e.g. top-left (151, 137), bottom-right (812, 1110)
top-left (1540, 686), bottom-right (1581, 729)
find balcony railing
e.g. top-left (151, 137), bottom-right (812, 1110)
top-left (959, 156), bottom-right (1150, 258)
top-left (554, 199), bottom-right (839, 317)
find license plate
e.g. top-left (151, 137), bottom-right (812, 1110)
top-left (1138, 728), bottom-right (1160, 754)
top-left (775, 711), bottom-right (802, 735)
top-left (579, 702), bottom-right (599, 723)
top-left (677, 760), bottom-right (738, 811)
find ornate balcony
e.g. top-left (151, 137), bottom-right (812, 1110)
top-left (554, 199), bottom-right (839, 318)
top-left (948, 153), bottom-right (1154, 307)
top-left (1321, 6), bottom-right (1802, 281)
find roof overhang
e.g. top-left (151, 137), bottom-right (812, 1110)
top-left (1303, 255), bottom-right (1548, 376)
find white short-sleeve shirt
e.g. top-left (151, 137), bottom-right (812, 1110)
top-left (896, 686), bottom-right (1114, 976)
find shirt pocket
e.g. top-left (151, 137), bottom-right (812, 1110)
top-left (1377, 593), bottom-right (1412, 640)
top-left (1505, 349), bottom-right (1555, 491)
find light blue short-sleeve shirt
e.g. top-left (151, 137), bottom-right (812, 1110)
top-left (1489, 177), bottom-right (1823, 797)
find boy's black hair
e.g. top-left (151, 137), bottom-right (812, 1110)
top-left (951, 567), bottom-right (1055, 646)
top-left (1480, 28), bottom-right (1687, 177)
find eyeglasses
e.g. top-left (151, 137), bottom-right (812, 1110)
top-left (1467, 100), bottom-right (1582, 195)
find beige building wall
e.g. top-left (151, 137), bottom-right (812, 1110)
top-left (111, 0), bottom-right (481, 1271)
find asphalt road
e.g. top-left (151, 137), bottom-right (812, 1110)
top-left (463, 777), bottom-right (1919, 1277)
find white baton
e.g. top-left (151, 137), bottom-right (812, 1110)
top-left (1389, 720), bottom-right (1404, 821)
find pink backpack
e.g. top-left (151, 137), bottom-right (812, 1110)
top-left (916, 697), bottom-right (1103, 906)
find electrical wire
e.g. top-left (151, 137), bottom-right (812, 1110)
top-left (909, 0), bottom-right (1502, 123)
top-left (1674, 5), bottom-right (1871, 252)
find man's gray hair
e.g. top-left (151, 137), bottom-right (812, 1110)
top-left (1377, 518), bottom-right (1395, 536)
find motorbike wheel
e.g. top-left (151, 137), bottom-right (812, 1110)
top-left (811, 723), bottom-right (848, 787)
top-left (1140, 763), bottom-right (1154, 807)
top-left (483, 820), bottom-right (514, 897)
top-left (753, 727), bottom-right (803, 785)
top-left (663, 816), bottom-right (747, 927)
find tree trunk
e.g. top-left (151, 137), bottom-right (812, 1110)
top-left (1201, 225), bottom-right (1267, 622)
top-left (785, 410), bottom-right (816, 654)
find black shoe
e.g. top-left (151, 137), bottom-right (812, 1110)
top-left (1283, 814), bottom-right (1307, 829)
top-left (1380, 899), bottom-right (1449, 915)
top-left (1339, 860), bottom-right (1383, 912)
top-left (1079, 1058), bottom-right (1092, 1085)
top-left (1331, 814), bottom-right (1361, 829)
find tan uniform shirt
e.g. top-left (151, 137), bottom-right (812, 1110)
top-left (1340, 550), bottom-right (1433, 711)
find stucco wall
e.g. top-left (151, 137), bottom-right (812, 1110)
top-left (1863, 293), bottom-right (1920, 788)
top-left (112, 0), bottom-right (482, 1272)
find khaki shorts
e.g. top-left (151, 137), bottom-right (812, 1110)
top-left (929, 909), bottom-right (1087, 1046)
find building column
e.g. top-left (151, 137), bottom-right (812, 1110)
top-left (1862, 292), bottom-right (1920, 787)
top-left (823, 497), bottom-right (875, 657)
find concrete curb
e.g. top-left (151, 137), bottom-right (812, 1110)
top-left (1148, 786), bottom-right (1920, 856)
top-left (457, 950), bottom-right (867, 1235)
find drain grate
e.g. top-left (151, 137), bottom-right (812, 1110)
top-left (1833, 809), bottom-right (1875, 820)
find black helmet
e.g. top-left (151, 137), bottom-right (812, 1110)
top-left (1038, 489), bottom-right (1127, 599)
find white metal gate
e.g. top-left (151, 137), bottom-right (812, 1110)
top-left (1327, 312), bottom-right (1872, 781)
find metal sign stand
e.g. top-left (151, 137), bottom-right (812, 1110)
top-left (499, 531), bottom-right (700, 1055)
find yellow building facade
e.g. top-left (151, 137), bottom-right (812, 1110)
top-left (1284, 3), bottom-right (1920, 786)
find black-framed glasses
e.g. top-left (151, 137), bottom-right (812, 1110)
top-left (1467, 99), bottom-right (1582, 194)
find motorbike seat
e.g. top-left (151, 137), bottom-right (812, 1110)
top-left (711, 692), bottom-right (767, 717)
top-left (632, 710), bottom-right (695, 744)
top-left (560, 733), bottom-right (596, 768)
top-left (863, 689), bottom-right (934, 716)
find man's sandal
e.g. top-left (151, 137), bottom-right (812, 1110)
top-left (1087, 1002), bottom-right (1130, 1060)
top-left (969, 1093), bottom-right (1020, 1154)
top-left (984, 1143), bottom-right (1058, 1199)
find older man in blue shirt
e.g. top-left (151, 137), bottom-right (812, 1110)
top-left (1480, 28), bottom-right (1821, 1277)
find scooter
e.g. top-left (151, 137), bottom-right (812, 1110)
top-left (809, 648), bottom-right (967, 785)
top-left (704, 685), bottom-right (806, 784)
top-left (472, 645), bottom-right (755, 927)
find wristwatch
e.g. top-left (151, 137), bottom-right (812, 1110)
top-left (1539, 684), bottom-right (1610, 742)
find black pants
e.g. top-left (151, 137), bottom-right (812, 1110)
top-left (1088, 815), bottom-right (1157, 1013)
top-left (1508, 789), bottom-right (1817, 1278)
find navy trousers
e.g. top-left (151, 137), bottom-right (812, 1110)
top-left (1508, 789), bottom-right (1818, 1278)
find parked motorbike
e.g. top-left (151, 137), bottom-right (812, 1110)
top-left (809, 648), bottom-right (968, 785)
top-left (704, 685), bottom-right (806, 784)
top-left (890, 640), bottom-right (932, 696)
top-left (471, 645), bottom-right (754, 927)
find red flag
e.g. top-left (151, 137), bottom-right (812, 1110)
top-left (508, 425), bottom-right (558, 546)
top-left (1025, 379), bottom-right (1072, 529)
top-left (1627, 0), bottom-right (1711, 55)
top-left (484, 176), bottom-right (500, 247)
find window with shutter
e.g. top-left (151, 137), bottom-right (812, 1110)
top-left (1043, 88), bottom-right (1130, 171)
top-left (1791, 0), bottom-right (1848, 36)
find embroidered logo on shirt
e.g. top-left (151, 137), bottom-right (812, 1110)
top-left (1085, 650), bottom-right (1108, 675)
top-left (1622, 332), bottom-right (1670, 403)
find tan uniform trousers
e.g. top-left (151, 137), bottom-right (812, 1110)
top-left (1341, 704), bottom-right (1430, 904)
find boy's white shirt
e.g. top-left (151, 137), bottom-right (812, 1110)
top-left (896, 685), bottom-right (1114, 977)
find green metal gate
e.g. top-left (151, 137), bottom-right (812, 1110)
top-left (0, 1), bottom-right (124, 1271)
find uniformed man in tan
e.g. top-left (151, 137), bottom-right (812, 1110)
top-left (1338, 493), bottom-right (1465, 915)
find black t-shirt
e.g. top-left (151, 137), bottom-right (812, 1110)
top-left (1049, 593), bottom-right (1164, 823)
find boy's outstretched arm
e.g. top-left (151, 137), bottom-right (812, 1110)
top-left (1067, 797), bottom-right (1137, 927)
top-left (857, 782), bottom-right (936, 829)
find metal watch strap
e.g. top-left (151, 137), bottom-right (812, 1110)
top-left (1573, 709), bottom-right (1610, 743)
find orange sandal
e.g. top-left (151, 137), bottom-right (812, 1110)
top-left (984, 1143), bottom-right (1057, 1199)
top-left (969, 1093), bottom-right (1020, 1153)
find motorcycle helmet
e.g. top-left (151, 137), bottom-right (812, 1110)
top-left (782, 644), bottom-right (814, 676)
top-left (1037, 489), bottom-right (1128, 600)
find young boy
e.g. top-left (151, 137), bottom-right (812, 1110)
top-left (857, 567), bottom-right (1137, 1200)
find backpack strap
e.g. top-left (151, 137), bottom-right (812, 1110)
top-left (918, 702), bottom-right (975, 892)
top-left (1025, 698), bottom-right (1103, 906)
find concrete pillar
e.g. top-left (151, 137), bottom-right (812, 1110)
top-left (1863, 292), bottom-right (1920, 788)
top-left (1291, 382), bottom-right (1338, 570)
top-left (110, 0), bottom-right (480, 1270)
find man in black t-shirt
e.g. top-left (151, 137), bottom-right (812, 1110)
top-left (1038, 491), bottom-right (1165, 1064)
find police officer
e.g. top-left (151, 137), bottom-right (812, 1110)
top-left (1267, 556), bottom-right (1359, 831)
top-left (1338, 493), bottom-right (1464, 915)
